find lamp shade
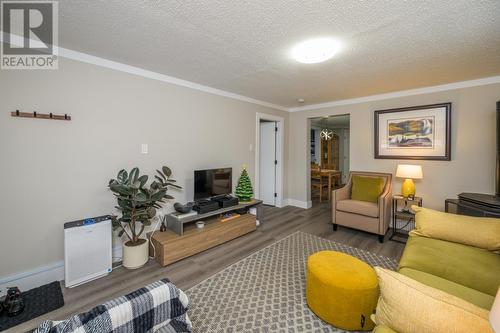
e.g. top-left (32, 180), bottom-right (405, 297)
top-left (491, 288), bottom-right (500, 332)
top-left (396, 164), bottom-right (423, 179)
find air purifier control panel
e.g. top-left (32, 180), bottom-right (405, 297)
top-left (64, 215), bottom-right (111, 229)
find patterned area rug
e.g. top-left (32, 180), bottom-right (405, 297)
top-left (185, 231), bottom-right (398, 332)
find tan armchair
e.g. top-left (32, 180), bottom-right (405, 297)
top-left (332, 171), bottom-right (392, 243)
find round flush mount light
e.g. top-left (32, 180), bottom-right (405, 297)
top-left (291, 38), bottom-right (343, 64)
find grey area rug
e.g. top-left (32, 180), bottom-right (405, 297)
top-left (185, 231), bottom-right (398, 333)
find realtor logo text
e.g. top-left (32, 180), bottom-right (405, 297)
top-left (1, 1), bottom-right (58, 69)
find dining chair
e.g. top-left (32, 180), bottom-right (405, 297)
top-left (311, 169), bottom-right (329, 202)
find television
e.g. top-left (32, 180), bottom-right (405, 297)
top-left (194, 168), bottom-right (232, 200)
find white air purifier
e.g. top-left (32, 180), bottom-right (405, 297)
top-left (64, 216), bottom-right (112, 288)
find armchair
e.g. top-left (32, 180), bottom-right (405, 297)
top-left (332, 171), bottom-right (392, 242)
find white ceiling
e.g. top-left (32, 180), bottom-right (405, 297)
top-left (59, 0), bottom-right (500, 108)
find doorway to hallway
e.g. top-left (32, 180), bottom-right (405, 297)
top-left (309, 115), bottom-right (350, 205)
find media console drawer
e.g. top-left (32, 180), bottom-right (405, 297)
top-left (150, 213), bottom-right (257, 266)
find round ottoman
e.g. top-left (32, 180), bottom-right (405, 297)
top-left (306, 251), bottom-right (379, 331)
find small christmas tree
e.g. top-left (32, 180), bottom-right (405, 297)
top-left (235, 167), bottom-right (253, 202)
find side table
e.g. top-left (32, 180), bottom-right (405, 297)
top-left (390, 195), bottom-right (423, 243)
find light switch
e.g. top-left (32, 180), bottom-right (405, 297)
top-left (141, 144), bottom-right (148, 154)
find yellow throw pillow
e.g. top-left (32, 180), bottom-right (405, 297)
top-left (372, 267), bottom-right (493, 333)
top-left (351, 175), bottom-right (385, 203)
top-left (410, 206), bottom-right (500, 252)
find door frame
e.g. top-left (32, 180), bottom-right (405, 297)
top-left (255, 112), bottom-right (284, 207)
top-left (307, 114), bottom-right (351, 204)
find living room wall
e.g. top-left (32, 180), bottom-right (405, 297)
top-left (0, 57), bottom-right (289, 280)
top-left (288, 83), bottom-right (500, 210)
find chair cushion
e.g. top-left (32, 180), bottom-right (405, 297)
top-left (337, 199), bottom-right (379, 218)
top-left (398, 235), bottom-right (500, 298)
top-left (351, 175), bottom-right (385, 203)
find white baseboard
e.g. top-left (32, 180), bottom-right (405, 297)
top-left (0, 245), bottom-right (124, 296)
top-left (283, 198), bottom-right (312, 209)
top-left (0, 261), bottom-right (64, 296)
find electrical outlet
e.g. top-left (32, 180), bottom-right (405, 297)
top-left (141, 144), bottom-right (148, 154)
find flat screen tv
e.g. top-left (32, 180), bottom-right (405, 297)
top-left (194, 168), bottom-right (232, 200)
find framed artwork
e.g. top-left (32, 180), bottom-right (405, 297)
top-left (374, 103), bottom-right (451, 160)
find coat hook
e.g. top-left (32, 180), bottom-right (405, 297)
top-left (33, 111), bottom-right (37, 118)
top-left (16, 110), bottom-right (19, 116)
top-left (50, 113), bottom-right (53, 118)
top-left (64, 114), bottom-right (68, 120)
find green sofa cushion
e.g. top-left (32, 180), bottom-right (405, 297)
top-left (399, 267), bottom-right (495, 310)
top-left (351, 175), bottom-right (385, 203)
top-left (373, 325), bottom-right (398, 333)
top-left (398, 235), bottom-right (500, 297)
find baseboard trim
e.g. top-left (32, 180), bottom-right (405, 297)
top-left (0, 261), bottom-right (64, 296)
top-left (0, 245), bottom-right (123, 295)
top-left (284, 199), bottom-right (312, 209)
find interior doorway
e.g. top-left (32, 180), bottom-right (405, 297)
top-left (255, 113), bottom-right (284, 207)
top-left (309, 115), bottom-right (350, 205)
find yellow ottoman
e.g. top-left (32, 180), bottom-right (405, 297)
top-left (306, 251), bottom-right (379, 331)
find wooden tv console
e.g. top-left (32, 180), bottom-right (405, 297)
top-left (149, 199), bottom-right (263, 266)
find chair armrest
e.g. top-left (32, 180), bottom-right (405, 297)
top-left (332, 185), bottom-right (350, 225)
top-left (378, 184), bottom-right (392, 234)
top-left (333, 184), bottom-right (350, 203)
top-left (378, 185), bottom-right (392, 203)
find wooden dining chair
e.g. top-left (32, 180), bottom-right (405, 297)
top-left (311, 169), bottom-right (329, 202)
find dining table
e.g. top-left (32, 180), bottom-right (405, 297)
top-left (319, 169), bottom-right (342, 200)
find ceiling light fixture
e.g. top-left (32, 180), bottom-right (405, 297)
top-left (320, 129), bottom-right (333, 140)
top-left (291, 38), bottom-right (343, 64)
top-left (320, 117), bottom-right (333, 140)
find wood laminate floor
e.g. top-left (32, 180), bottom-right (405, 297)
top-left (9, 201), bottom-right (405, 333)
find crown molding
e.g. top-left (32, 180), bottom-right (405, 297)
top-left (59, 47), bottom-right (289, 111)
top-left (288, 75), bottom-right (500, 112)
top-left (0, 32), bottom-right (288, 112)
top-left (3, 32), bottom-right (499, 113)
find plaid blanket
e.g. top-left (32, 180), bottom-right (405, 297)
top-left (34, 279), bottom-right (192, 333)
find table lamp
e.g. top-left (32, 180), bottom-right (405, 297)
top-left (491, 288), bottom-right (500, 332)
top-left (396, 164), bottom-right (423, 197)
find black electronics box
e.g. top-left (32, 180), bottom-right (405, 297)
top-left (193, 200), bottom-right (220, 214)
top-left (211, 195), bottom-right (239, 208)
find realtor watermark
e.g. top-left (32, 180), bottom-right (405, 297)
top-left (1, 0), bottom-right (58, 69)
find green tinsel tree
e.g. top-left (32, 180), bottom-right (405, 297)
top-left (235, 168), bottom-right (253, 202)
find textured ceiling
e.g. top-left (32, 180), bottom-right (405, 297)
top-left (59, 0), bottom-right (500, 108)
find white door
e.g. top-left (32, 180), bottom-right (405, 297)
top-left (259, 121), bottom-right (276, 205)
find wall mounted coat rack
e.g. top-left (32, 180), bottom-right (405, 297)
top-left (10, 110), bottom-right (71, 121)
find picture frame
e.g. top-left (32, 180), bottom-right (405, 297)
top-left (374, 103), bottom-right (451, 160)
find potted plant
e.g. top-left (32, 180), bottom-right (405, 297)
top-left (108, 166), bottom-right (180, 269)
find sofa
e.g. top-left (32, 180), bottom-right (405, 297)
top-left (373, 207), bottom-right (500, 333)
top-left (332, 171), bottom-right (392, 242)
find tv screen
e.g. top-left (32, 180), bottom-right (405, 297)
top-left (194, 168), bottom-right (232, 200)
